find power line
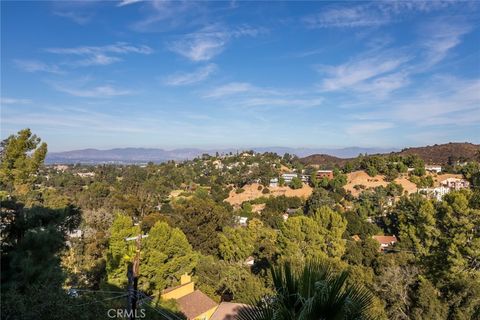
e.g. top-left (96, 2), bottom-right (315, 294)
top-left (69, 293), bottom-right (129, 308)
top-left (136, 291), bottom-right (183, 320)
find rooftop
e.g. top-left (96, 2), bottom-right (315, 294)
top-left (177, 290), bottom-right (218, 320)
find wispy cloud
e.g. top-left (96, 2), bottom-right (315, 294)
top-left (131, 0), bottom-right (201, 32)
top-left (164, 64), bottom-right (217, 86)
top-left (304, 6), bottom-right (391, 28)
top-left (14, 59), bottom-right (63, 74)
top-left (392, 76), bottom-right (480, 125)
top-left (45, 42), bottom-right (153, 66)
top-left (169, 24), bottom-right (265, 61)
top-left (204, 82), bottom-right (323, 108)
top-left (204, 82), bottom-right (257, 98)
top-left (52, 83), bottom-right (133, 98)
top-left (304, 1), bottom-right (459, 28)
top-left (318, 53), bottom-right (411, 92)
top-left (354, 71), bottom-right (411, 98)
top-left (53, 10), bottom-right (93, 25)
top-left (117, 0), bottom-right (143, 7)
top-left (351, 76), bottom-right (480, 127)
top-left (51, 1), bottom-right (98, 25)
top-left (241, 97), bottom-right (323, 108)
top-left (420, 19), bottom-right (472, 66)
top-left (346, 122), bottom-right (394, 135)
top-left (1, 97), bottom-right (32, 105)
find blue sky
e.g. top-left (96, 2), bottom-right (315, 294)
top-left (1, 0), bottom-right (479, 152)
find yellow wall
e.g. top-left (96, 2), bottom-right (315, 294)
top-left (161, 282), bottom-right (194, 300)
top-left (193, 306), bottom-right (218, 320)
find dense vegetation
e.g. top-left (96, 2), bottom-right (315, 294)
top-left (1, 129), bottom-right (479, 319)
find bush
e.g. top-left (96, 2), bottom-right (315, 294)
top-left (262, 188), bottom-right (270, 194)
top-left (235, 188), bottom-right (245, 194)
top-left (257, 185), bottom-right (263, 191)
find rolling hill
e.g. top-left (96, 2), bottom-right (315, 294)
top-left (300, 143), bottom-right (480, 167)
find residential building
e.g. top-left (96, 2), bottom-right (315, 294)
top-left (211, 302), bottom-right (252, 320)
top-left (161, 274), bottom-right (218, 320)
top-left (76, 172), bottom-right (95, 178)
top-left (244, 256), bottom-right (255, 266)
top-left (212, 160), bottom-right (224, 169)
top-left (53, 164), bottom-right (69, 172)
top-left (316, 170), bottom-right (334, 180)
top-left (372, 235), bottom-right (397, 251)
top-left (281, 173), bottom-right (309, 184)
top-left (235, 216), bottom-right (248, 227)
top-left (440, 177), bottom-right (470, 190)
top-left (419, 186), bottom-right (450, 201)
top-left (269, 178), bottom-right (278, 188)
top-left (425, 165), bottom-right (442, 173)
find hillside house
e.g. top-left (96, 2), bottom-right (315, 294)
top-left (440, 177), bottom-right (470, 190)
top-left (425, 165), bottom-right (442, 173)
top-left (419, 186), bottom-right (450, 201)
top-left (269, 178), bottom-right (279, 187)
top-left (76, 172), bottom-right (95, 178)
top-left (372, 235), bottom-right (397, 251)
top-left (212, 160), bottom-right (224, 169)
top-left (281, 173), bottom-right (309, 184)
top-left (235, 216), bottom-right (248, 227)
top-left (53, 164), bottom-right (69, 172)
top-left (161, 274), bottom-right (218, 320)
top-left (244, 256), bottom-right (255, 266)
top-left (316, 170), bottom-right (334, 180)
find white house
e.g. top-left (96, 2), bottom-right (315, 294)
top-left (419, 186), bottom-right (450, 201)
top-left (235, 216), bottom-right (248, 227)
top-left (244, 256), bottom-right (255, 266)
top-left (269, 178), bottom-right (279, 188)
top-left (425, 165), bottom-right (442, 173)
top-left (77, 172), bottom-right (95, 178)
top-left (440, 177), bottom-right (470, 190)
top-left (281, 173), bottom-right (309, 184)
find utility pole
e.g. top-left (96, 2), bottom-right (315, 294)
top-left (127, 263), bottom-right (134, 320)
top-left (126, 234), bottom-right (148, 320)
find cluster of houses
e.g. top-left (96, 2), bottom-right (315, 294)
top-left (269, 170), bottom-right (334, 187)
top-left (160, 274), bottom-right (251, 320)
top-left (419, 176), bottom-right (470, 201)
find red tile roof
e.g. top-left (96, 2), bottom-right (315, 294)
top-left (176, 290), bottom-right (218, 319)
top-left (372, 235), bottom-right (397, 245)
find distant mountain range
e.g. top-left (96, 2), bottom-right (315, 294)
top-left (301, 142), bottom-right (480, 167)
top-left (45, 146), bottom-right (397, 164)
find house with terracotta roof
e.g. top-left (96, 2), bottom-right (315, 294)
top-left (316, 170), bottom-right (334, 180)
top-left (161, 274), bottom-right (218, 320)
top-left (372, 235), bottom-right (397, 251)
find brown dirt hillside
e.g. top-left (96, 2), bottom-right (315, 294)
top-left (397, 143), bottom-right (479, 164)
top-left (300, 154), bottom-right (348, 168)
top-left (226, 183), bottom-right (313, 207)
top-left (344, 170), bottom-right (418, 197)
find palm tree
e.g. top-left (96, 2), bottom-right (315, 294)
top-left (237, 260), bottom-right (375, 320)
